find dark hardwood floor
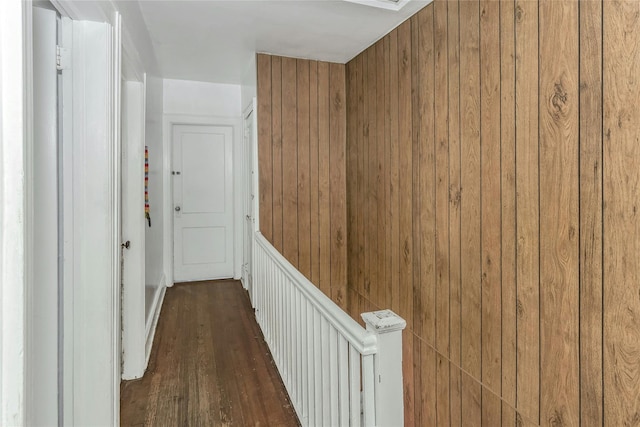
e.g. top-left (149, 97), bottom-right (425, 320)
top-left (120, 280), bottom-right (299, 426)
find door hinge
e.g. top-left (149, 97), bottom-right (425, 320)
top-left (56, 45), bottom-right (70, 71)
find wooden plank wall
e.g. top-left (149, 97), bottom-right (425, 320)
top-left (344, 0), bottom-right (640, 425)
top-left (257, 54), bottom-right (347, 309)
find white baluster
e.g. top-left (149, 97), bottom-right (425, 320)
top-left (329, 327), bottom-right (339, 426)
top-left (362, 354), bottom-right (375, 427)
top-left (338, 334), bottom-right (349, 425)
top-left (348, 345), bottom-right (361, 427)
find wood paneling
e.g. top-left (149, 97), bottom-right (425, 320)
top-left (514, 0), bottom-right (540, 421)
top-left (447, 0), bottom-right (462, 423)
top-left (342, 0), bottom-right (633, 425)
top-left (604, 0), bottom-right (640, 424)
top-left (297, 59), bottom-right (311, 279)
top-left (459, 0), bottom-right (481, 388)
top-left (271, 56), bottom-right (283, 252)
top-left (256, 54), bottom-right (347, 306)
top-left (398, 18), bottom-right (414, 334)
top-left (580, 0), bottom-right (604, 425)
top-left (257, 54), bottom-right (272, 242)
top-left (539, 1), bottom-right (580, 425)
top-left (329, 62), bottom-right (347, 309)
top-left (256, 0), bottom-right (640, 423)
top-left (480, 0), bottom-right (501, 403)
top-left (318, 62), bottom-right (331, 298)
top-left (281, 57), bottom-right (298, 266)
top-left (500, 0), bottom-right (517, 415)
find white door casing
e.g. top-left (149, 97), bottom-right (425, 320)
top-left (242, 103), bottom-right (257, 301)
top-left (68, 16), bottom-right (122, 425)
top-left (172, 124), bottom-right (234, 281)
top-left (121, 79), bottom-right (146, 380)
top-left (31, 6), bottom-right (59, 425)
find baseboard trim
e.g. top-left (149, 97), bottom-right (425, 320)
top-left (145, 275), bottom-right (167, 368)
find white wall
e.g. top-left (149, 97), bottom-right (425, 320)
top-left (241, 55), bottom-right (257, 112)
top-left (163, 78), bottom-right (243, 282)
top-left (0, 1), bottom-right (28, 424)
top-left (163, 78), bottom-right (241, 117)
top-left (145, 75), bottom-right (164, 290)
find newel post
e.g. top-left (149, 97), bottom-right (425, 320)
top-left (362, 309), bottom-right (407, 427)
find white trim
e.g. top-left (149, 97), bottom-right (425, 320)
top-left (249, 98), bottom-right (259, 235)
top-left (30, 6), bottom-right (59, 424)
top-left (163, 114), bottom-right (243, 285)
top-left (69, 16), bottom-right (120, 425)
top-left (110, 13), bottom-right (122, 425)
top-left (49, 0), bottom-right (80, 19)
top-left (342, 0), bottom-right (411, 11)
top-left (144, 275), bottom-right (167, 366)
top-left (22, 0), bottom-right (35, 422)
top-left (0, 0), bottom-right (28, 424)
top-left (59, 16), bottom-right (74, 427)
top-left (241, 98), bottom-right (258, 302)
top-left (121, 79), bottom-right (146, 380)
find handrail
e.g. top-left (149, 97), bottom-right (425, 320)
top-left (255, 232), bottom-right (378, 355)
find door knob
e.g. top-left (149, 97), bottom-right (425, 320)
top-left (175, 206), bottom-right (181, 212)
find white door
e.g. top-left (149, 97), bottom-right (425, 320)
top-left (172, 124), bottom-right (234, 281)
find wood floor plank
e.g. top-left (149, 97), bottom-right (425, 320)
top-left (120, 281), bottom-right (299, 427)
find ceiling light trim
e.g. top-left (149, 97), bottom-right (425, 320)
top-left (343, 0), bottom-right (411, 12)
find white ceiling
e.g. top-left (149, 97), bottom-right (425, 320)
top-left (135, 0), bottom-right (431, 84)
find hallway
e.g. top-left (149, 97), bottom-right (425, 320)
top-left (120, 280), bottom-right (299, 426)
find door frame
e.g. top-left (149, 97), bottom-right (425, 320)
top-left (163, 114), bottom-right (243, 285)
top-left (241, 98), bottom-right (258, 303)
top-left (0, 1), bottom-right (31, 424)
top-left (121, 78), bottom-right (146, 380)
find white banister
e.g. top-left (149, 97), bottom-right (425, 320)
top-left (252, 232), bottom-right (406, 426)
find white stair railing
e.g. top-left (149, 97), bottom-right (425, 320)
top-left (253, 232), bottom-right (406, 427)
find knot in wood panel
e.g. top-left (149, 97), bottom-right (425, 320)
top-left (449, 185), bottom-right (461, 207)
top-left (515, 5), bottom-right (524, 23)
top-left (551, 82), bottom-right (569, 115)
top-left (333, 92), bottom-right (342, 109)
top-left (516, 298), bottom-right (525, 319)
top-left (548, 409), bottom-right (565, 427)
